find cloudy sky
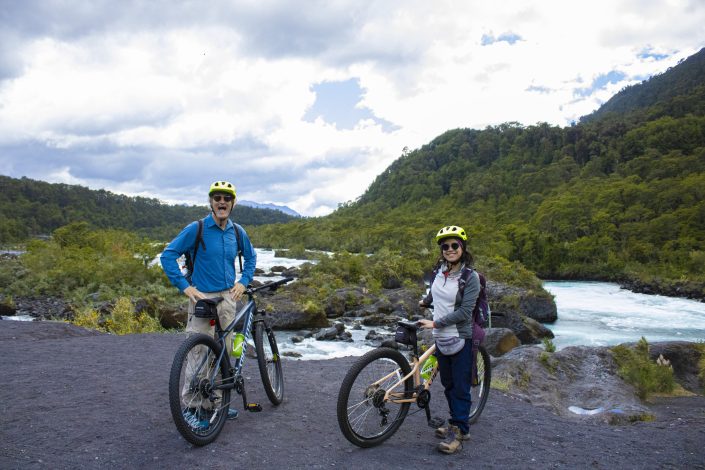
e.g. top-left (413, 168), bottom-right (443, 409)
top-left (1, 1), bottom-right (704, 216)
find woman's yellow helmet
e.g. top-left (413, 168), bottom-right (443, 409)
top-left (435, 225), bottom-right (467, 244)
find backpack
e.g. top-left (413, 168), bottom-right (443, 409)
top-left (184, 218), bottom-right (244, 284)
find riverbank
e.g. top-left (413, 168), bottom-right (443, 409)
top-left (1, 321), bottom-right (704, 469)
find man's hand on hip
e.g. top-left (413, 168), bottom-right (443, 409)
top-left (183, 286), bottom-right (207, 303)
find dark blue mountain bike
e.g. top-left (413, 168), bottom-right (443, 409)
top-left (168, 278), bottom-right (292, 446)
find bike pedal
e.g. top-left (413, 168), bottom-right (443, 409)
top-left (246, 403), bottom-right (262, 412)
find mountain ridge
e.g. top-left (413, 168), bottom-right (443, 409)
top-left (250, 47), bottom-right (705, 294)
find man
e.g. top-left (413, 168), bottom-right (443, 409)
top-left (161, 180), bottom-right (257, 422)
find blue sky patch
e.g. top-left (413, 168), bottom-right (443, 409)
top-left (304, 78), bottom-right (397, 131)
top-left (574, 70), bottom-right (627, 97)
top-left (638, 48), bottom-right (670, 61)
top-left (481, 32), bottom-right (523, 46)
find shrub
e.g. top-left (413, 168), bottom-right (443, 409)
top-left (542, 337), bottom-right (556, 352)
top-left (72, 306), bottom-right (102, 330)
top-left (611, 337), bottom-right (675, 399)
top-left (71, 297), bottom-right (163, 335)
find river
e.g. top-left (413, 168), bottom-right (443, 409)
top-left (542, 281), bottom-right (705, 350)
top-left (3, 249), bottom-right (704, 357)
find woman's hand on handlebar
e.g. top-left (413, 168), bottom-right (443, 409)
top-left (229, 282), bottom-right (246, 301)
top-left (183, 286), bottom-right (207, 303)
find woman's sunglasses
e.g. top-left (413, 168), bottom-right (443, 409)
top-left (441, 242), bottom-right (461, 251)
top-left (212, 194), bottom-right (234, 202)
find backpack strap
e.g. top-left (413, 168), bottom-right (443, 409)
top-left (455, 266), bottom-right (474, 309)
top-left (184, 218), bottom-right (206, 284)
top-left (193, 218), bottom-right (206, 259)
top-left (233, 222), bottom-right (244, 273)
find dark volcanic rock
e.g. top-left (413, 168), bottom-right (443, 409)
top-left (492, 345), bottom-right (653, 421)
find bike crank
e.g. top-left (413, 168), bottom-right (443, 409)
top-left (234, 375), bottom-right (262, 412)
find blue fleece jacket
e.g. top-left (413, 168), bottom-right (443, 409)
top-left (160, 214), bottom-right (257, 293)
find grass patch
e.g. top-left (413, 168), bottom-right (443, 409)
top-left (539, 351), bottom-right (557, 374)
top-left (490, 376), bottom-right (511, 392)
top-left (610, 337), bottom-right (675, 400)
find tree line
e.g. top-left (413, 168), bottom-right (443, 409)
top-left (0, 175), bottom-right (296, 243)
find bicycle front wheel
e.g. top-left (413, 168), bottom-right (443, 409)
top-left (336, 347), bottom-right (414, 448)
top-left (468, 345), bottom-right (491, 423)
top-left (255, 321), bottom-right (284, 405)
top-left (169, 334), bottom-right (231, 446)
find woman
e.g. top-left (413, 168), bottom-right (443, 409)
top-left (418, 225), bottom-right (480, 454)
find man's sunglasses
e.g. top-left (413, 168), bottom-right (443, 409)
top-left (212, 194), bottom-right (234, 202)
top-left (441, 242), bottom-right (461, 251)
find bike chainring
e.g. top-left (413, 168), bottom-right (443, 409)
top-left (416, 389), bottom-right (431, 409)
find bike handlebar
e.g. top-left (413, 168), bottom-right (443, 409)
top-left (246, 277), bottom-right (294, 295)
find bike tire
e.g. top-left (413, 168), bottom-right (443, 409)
top-left (255, 321), bottom-right (284, 405)
top-left (336, 347), bottom-right (414, 448)
top-left (468, 345), bottom-right (491, 424)
top-left (169, 333), bottom-right (231, 446)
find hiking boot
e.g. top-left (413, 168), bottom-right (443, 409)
top-left (437, 425), bottom-right (465, 454)
top-left (227, 408), bottom-right (239, 420)
top-left (435, 424), bottom-right (470, 441)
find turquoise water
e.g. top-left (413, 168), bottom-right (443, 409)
top-left (543, 281), bottom-right (705, 349)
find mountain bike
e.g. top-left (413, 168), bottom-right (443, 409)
top-left (336, 320), bottom-right (491, 448)
top-left (168, 278), bottom-right (292, 446)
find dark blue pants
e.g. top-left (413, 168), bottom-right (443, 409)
top-left (436, 340), bottom-right (472, 435)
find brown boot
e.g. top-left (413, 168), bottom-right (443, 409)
top-left (435, 425), bottom-right (470, 441)
top-left (437, 425), bottom-right (465, 454)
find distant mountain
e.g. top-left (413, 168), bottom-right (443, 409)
top-left (238, 200), bottom-right (301, 217)
top-left (0, 175), bottom-right (297, 242)
top-left (580, 47), bottom-right (705, 123)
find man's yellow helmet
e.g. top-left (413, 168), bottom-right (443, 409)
top-left (208, 181), bottom-right (236, 198)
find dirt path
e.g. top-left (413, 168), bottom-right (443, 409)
top-left (1, 321), bottom-right (704, 469)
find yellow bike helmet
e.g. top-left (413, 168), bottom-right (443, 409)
top-left (435, 225), bottom-right (467, 244)
top-left (208, 181), bottom-right (236, 199)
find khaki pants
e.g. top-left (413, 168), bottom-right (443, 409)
top-left (181, 290), bottom-right (238, 410)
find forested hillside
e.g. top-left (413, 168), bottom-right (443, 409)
top-left (0, 176), bottom-right (295, 243)
top-left (252, 47), bottom-right (705, 290)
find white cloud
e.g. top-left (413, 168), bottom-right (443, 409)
top-left (0, 0), bottom-right (704, 216)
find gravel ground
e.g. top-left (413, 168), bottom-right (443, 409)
top-left (1, 320), bottom-right (704, 469)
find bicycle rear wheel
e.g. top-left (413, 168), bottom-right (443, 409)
top-left (468, 345), bottom-right (491, 423)
top-left (255, 321), bottom-right (284, 405)
top-left (337, 347), bottom-right (414, 448)
top-left (169, 334), bottom-right (231, 446)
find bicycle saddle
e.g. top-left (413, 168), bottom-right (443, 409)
top-left (397, 321), bottom-right (419, 331)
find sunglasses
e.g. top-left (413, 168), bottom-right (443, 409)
top-left (212, 194), bottom-right (234, 202)
top-left (441, 242), bottom-right (461, 251)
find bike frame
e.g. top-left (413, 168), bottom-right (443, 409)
top-left (195, 294), bottom-right (259, 395)
top-left (192, 278), bottom-right (291, 399)
top-left (381, 344), bottom-right (439, 404)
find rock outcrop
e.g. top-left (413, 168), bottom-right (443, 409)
top-left (491, 342), bottom-right (705, 422)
